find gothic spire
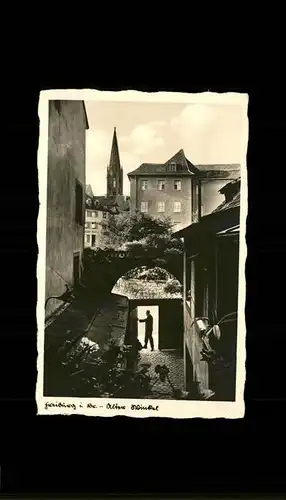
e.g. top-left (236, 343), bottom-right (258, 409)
top-left (108, 127), bottom-right (121, 173)
top-left (107, 127), bottom-right (123, 197)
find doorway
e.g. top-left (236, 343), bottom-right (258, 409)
top-left (137, 305), bottom-right (159, 350)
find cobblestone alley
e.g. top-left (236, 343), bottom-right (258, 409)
top-left (138, 348), bottom-right (184, 400)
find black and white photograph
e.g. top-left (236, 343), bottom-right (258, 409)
top-left (36, 90), bottom-right (248, 418)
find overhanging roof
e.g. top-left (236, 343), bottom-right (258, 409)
top-left (216, 225), bottom-right (240, 237)
top-left (175, 205), bottom-right (240, 240)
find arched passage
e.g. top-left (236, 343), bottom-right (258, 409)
top-left (110, 265), bottom-right (184, 352)
top-left (82, 248), bottom-right (183, 297)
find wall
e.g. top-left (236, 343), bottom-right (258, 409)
top-left (129, 177), bottom-right (137, 211)
top-left (131, 175), bottom-right (193, 231)
top-left (183, 229), bottom-right (239, 400)
top-left (45, 100), bottom-right (87, 320)
top-left (183, 257), bottom-right (209, 392)
top-left (184, 304), bottom-right (209, 392)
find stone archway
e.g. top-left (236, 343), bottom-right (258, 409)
top-left (81, 247), bottom-right (183, 296)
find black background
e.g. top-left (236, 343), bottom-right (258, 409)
top-left (1, 30), bottom-right (285, 497)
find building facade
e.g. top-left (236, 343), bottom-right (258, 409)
top-left (85, 195), bottom-right (117, 248)
top-left (45, 100), bottom-right (89, 321)
top-left (84, 193), bottom-right (130, 249)
top-left (128, 150), bottom-right (195, 231)
top-left (175, 178), bottom-right (241, 401)
top-left (106, 127), bottom-right (123, 198)
top-left (128, 149), bottom-right (240, 232)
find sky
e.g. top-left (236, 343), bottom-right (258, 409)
top-left (85, 100), bottom-right (245, 196)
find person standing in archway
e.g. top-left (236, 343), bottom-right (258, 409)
top-left (138, 310), bottom-right (154, 351)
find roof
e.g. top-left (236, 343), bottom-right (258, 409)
top-left (128, 150), bottom-right (240, 180)
top-left (212, 191), bottom-right (240, 213)
top-left (196, 163), bottom-right (240, 171)
top-left (213, 177), bottom-right (241, 212)
top-left (196, 163), bottom-right (240, 179)
top-left (128, 149), bottom-right (198, 177)
top-left (85, 195), bottom-right (119, 213)
top-left (113, 278), bottom-right (182, 300)
top-left (217, 225), bottom-right (239, 236)
top-left (85, 184), bottom-right (94, 197)
top-left (219, 177), bottom-right (241, 195)
top-left (174, 178), bottom-right (241, 238)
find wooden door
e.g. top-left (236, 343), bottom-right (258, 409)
top-left (127, 305), bottom-right (138, 346)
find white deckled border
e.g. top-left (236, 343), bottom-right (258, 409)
top-left (36, 89), bottom-right (249, 419)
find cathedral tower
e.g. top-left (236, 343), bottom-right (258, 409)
top-left (106, 127), bottom-right (123, 198)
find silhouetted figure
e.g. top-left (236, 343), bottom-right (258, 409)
top-left (138, 310), bottom-right (154, 351)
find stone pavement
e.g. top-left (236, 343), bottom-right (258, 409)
top-left (138, 348), bottom-right (184, 400)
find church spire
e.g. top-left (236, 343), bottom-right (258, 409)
top-left (108, 127), bottom-right (120, 172)
top-left (107, 127), bottom-right (123, 197)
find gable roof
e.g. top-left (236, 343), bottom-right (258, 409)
top-left (128, 149), bottom-right (197, 177)
top-left (128, 150), bottom-right (240, 180)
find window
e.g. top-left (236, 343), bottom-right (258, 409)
top-left (157, 202), bottom-right (165, 213)
top-left (85, 222), bottom-right (90, 229)
top-left (113, 178), bottom-right (116, 188)
top-left (157, 179), bottom-right (165, 191)
top-left (91, 234), bottom-right (96, 246)
top-left (75, 180), bottom-right (84, 225)
top-left (141, 201), bottom-right (148, 213)
top-left (86, 234), bottom-right (91, 243)
top-left (174, 201), bottom-right (181, 213)
top-left (174, 180), bottom-right (182, 191)
top-left (103, 212), bottom-right (107, 219)
top-left (91, 211), bottom-right (98, 218)
top-left (168, 162), bottom-right (177, 172)
top-left (141, 180), bottom-right (148, 191)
